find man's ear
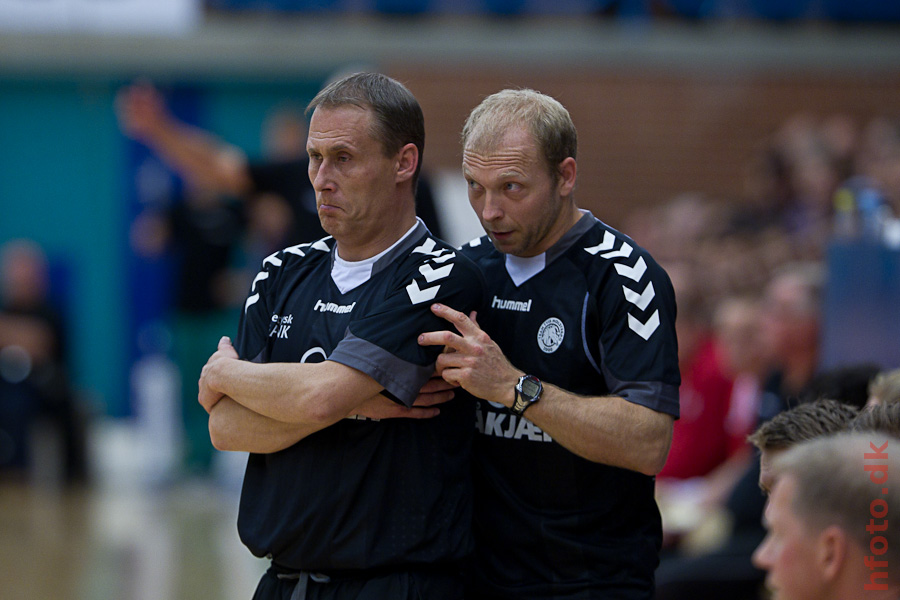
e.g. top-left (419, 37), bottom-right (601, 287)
top-left (816, 525), bottom-right (847, 583)
top-left (396, 143), bottom-right (419, 184)
top-left (557, 157), bottom-right (577, 197)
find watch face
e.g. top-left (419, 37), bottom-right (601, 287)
top-left (521, 378), bottom-right (541, 398)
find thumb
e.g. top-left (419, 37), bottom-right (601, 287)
top-left (218, 336), bottom-right (232, 349)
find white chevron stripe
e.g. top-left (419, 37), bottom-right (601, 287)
top-left (432, 251), bottom-right (456, 264)
top-left (262, 252), bottom-right (282, 268)
top-left (413, 238), bottom-right (444, 257)
top-left (628, 310), bottom-right (660, 340)
top-left (244, 293), bottom-right (260, 313)
top-left (406, 280), bottom-right (440, 305)
top-left (419, 263), bottom-right (454, 282)
top-left (615, 256), bottom-right (647, 282)
top-left (250, 271), bottom-right (269, 292)
top-left (468, 237), bottom-right (482, 248)
top-left (584, 230), bottom-right (615, 255)
top-left (622, 281), bottom-right (655, 311)
top-left (311, 239), bottom-right (331, 252)
top-left (601, 241), bottom-right (633, 260)
top-left (284, 243), bottom-right (309, 257)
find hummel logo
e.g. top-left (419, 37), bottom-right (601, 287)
top-left (244, 270), bottom-right (270, 313)
top-left (419, 263), bottom-right (454, 282)
top-left (623, 281), bottom-right (655, 311)
top-left (406, 243), bottom-right (456, 305)
top-left (628, 310), bottom-right (660, 341)
top-left (406, 280), bottom-right (440, 305)
top-left (413, 238), bottom-right (445, 257)
top-left (589, 232), bottom-right (660, 340)
top-left (584, 231), bottom-right (615, 255)
top-left (615, 257), bottom-right (647, 282)
top-left (313, 299), bottom-right (356, 314)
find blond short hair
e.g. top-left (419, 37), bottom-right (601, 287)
top-left (462, 89), bottom-right (577, 179)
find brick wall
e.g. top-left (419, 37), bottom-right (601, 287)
top-left (390, 65), bottom-right (900, 227)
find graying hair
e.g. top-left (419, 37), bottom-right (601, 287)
top-left (307, 72), bottom-right (425, 189)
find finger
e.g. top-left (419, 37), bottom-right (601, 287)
top-left (469, 310), bottom-right (479, 326)
top-left (418, 376), bottom-right (458, 394)
top-left (430, 303), bottom-right (479, 336)
top-left (418, 329), bottom-right (465, 350)
top-left (438, 366), bottom-right (463, 388)
top-left (413, 390), bottom-right (455, 407)
top-left (404, 407), bottom-right (440, 419)
top-left (218, 336), bottom-right (232, 350)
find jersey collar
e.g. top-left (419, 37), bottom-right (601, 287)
top-left (504, 210), bottom-right (597, 286)
top-left (330, 218), bottom-right (428, 293)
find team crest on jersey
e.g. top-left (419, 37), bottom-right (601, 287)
top-left (537, 317), bottom-right (565, 353)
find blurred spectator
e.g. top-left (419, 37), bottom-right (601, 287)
top-left (117, 82), bottom-right (324, 254)
top-left (0, 239), bottom-right (87, 484)
top-left (655, 262), bottom-right (826, 600)
top-left (757, 261), bottom-right (825, 414)
top-left (868, 367), bottom-right (900, 407)
top-left (129, 186), bottom-right (247, 476)
top-left (800, 362), bottom-right (881, 410)
top-left (714, 296), bottom-right (768, 454)
top-left (855, 116), bottom-right (900, 216)
top-left (658, 262), bottom-right (734, 481)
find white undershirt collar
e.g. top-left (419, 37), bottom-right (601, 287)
top-left (505, 253), bottom-right (546, 287)
top-left (331, 220), bottom-right (420, 294)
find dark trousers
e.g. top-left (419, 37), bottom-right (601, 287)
top-left (252, 563), bottom-right (464, 600)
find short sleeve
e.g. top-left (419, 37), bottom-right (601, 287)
top-left (330, 250), bottom-right (485, 407)
top-left (593, 251), bottom-right (681, 418)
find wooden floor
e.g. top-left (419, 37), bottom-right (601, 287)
top-left (0, 479), bottom-right (268, 600)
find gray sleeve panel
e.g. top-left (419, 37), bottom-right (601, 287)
top-left (607, 378), bottom-right (681, 418)
top-left (328, 333), bottom-right (433, 408)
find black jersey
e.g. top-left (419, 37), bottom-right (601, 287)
top-left (234, 220), bottom-right (485, 572)
top-left (460, 213), bottom-right (680, 599)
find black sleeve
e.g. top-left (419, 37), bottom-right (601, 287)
top-left (331, 251), bottom-right (485, 407)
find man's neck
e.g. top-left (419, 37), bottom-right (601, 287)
top-left (336, 214), bottom-right (418, 263)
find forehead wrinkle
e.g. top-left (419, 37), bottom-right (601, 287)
top-left (463, 147), bottom-right (536, 177)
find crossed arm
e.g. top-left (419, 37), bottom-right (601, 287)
top-left (199, 337), bottom-right (454, 453)
top-left (418, 304), bottom-right (674, 476)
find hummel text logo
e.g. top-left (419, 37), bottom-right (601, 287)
top-left (491, 296), bottom-right (532, 312)
top-left (313, 299), bottom-right (357, 314)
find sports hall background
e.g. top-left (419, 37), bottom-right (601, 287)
top-left (1, 1), bottom-right (899, 598)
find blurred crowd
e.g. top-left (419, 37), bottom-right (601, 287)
top-left (627, 112), bottom-right (900, 598)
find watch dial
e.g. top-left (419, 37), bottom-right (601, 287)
top-left (522, 379), bottom-right (540, 397)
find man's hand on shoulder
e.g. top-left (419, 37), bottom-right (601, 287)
top-left (418, 304), bottom-right (519, 408)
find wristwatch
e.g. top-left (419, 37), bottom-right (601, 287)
top-left (511, 374), bottom-right (543, 416)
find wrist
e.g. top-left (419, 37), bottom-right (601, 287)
top-left (494, 371), bottom-right (524, 408)
top-left (511, 374), bottom-right (543, 416)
